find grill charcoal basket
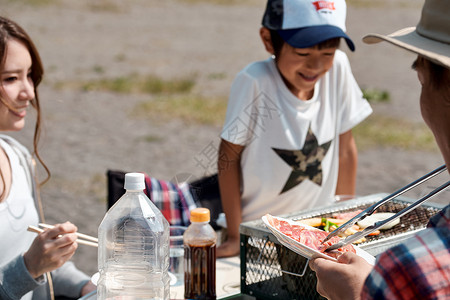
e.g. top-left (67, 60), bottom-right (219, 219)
top-left (239, 193), bottom-right (445, 300)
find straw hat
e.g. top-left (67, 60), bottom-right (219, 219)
top-left (363, 0), bottom-right (449, 68)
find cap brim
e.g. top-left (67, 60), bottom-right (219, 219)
top-left (363, 27), bottom-right (450, 68)
top-left (278, 25), bottom-right (355, 51)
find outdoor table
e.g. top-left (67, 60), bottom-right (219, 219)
top-left (78, 256), bottom-right (246, 300)
top-left (170, 256), bottom-right (241, 299)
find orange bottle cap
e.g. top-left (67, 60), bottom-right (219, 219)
top-left (190, 208), bottom-right (210, 222)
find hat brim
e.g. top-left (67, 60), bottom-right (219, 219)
top-left (363, 27), bottom-right (450, 68)
top-left (278, 25), bottom-right (355, 51)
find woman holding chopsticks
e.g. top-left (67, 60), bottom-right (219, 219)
top-left (0, 16), bottom-right (95, 299)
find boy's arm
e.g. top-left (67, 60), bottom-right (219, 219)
top-left (336, 130), bottom-right (357, 196)
top-left (217, 139), bottom-right (244, 258)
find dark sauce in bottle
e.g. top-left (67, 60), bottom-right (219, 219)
top-left (184, 242), bottom-right (216, 300)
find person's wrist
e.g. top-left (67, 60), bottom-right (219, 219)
top-left (227, 224), bottom-right (241, 239)
top-left (227, 232), bottom-right (240, 242)
top-left (80, 281), bottom-right (96, 296)
top-left (23, 251), bottom-right (40, 279)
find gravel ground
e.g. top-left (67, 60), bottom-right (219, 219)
top-left (3, 0), bottom-right (447, 276)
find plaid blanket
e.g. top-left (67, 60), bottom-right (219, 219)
top-left (144, 174), bottom-right (197, 227)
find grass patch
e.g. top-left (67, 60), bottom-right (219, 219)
top-left (57, 74), bottom-right (196, 95)
top-left (84, 0), bottom-right (122, 13)
top-left (134, 95), bottom-right (436, 152)
top-left (88, 173), bottom-right (107, 203)
top-left (347, 0), bottom-right (385, 7)
top-left (207, 72), bottom-right (227, 80)
top-left (142, 135), bottom-right (163, 143)
top-left (92, 65), bottom-right (105, 74)
top-left (45, 172), bottom-right (106, 204)
top-left (347, 0), bottom-right (421, 8)
top-left (114, 53), bottom-right (126, 62)
top-left (176, 0), bottom-right (259, 5)
top-left (6, 0), bottom-right (60, 6)
top-left (133, 95), bottom-right (228, 126)
top-left (353, 114), bottom-right (438, 151)
top-left (362, 88), bottom-right (390, 103)
top-left (5, 0), bottom-right (59, 5)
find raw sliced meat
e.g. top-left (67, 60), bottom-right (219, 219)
top-left (332, 209), bottom-right (363, 220)
top-left (265, 214), bottom-right (355, 258)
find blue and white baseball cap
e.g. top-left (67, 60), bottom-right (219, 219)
top-left (262, 0), bottom-right (355, 51)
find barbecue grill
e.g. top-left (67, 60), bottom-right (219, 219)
top-left (239, 193), bottom-right (446, 300)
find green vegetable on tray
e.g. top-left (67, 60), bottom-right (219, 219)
top-left (322, 217), bottom-right (338, 232)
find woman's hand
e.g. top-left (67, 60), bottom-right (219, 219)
top-left (309, 252), bottom-right (373, 300)
top-left (216, 236), bottom-right (240, 258)
top-left (80, 280), bottom-right (97, 296)
top-left (23, 222), bottom-right (79, 279)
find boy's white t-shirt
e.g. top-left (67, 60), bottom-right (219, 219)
top-left (221, 50), bottom-right (372, 222)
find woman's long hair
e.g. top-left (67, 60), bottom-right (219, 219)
top-left (0, 16), bottom-right (50, 199)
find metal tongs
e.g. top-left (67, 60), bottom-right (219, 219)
top-left (324, 164), bottom-right (449, 252)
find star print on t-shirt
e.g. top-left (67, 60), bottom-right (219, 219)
top-left (272, 127), bottom-right (332, 194)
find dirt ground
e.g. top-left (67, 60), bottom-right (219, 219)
top-left (3, 0), bottom-right (448, 277)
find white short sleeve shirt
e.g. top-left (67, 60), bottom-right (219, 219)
top-left (221, 50), bottom-right (372, 221)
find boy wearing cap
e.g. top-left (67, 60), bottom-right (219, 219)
top-left (309, 0), bottom-right (450, 298)
top-left (217, 0), bottom-right (372, 257)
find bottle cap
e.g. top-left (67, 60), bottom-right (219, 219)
top-left (124, 173), bottom-right (145, 190)
top-left (190, 208), bottom-right (210, 223)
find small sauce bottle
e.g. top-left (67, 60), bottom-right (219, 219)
top-left (184, 208), bottom-right (217, 300)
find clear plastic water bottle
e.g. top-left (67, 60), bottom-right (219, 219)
top-left (97, 173), bottom-right (170, 300)
top-left (184, 208), bottom-right (217, 300)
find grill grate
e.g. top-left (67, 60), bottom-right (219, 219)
top-left (300, 200), bottom-right (440, 245)
top-left (240, 196), bottom-right (443, 300)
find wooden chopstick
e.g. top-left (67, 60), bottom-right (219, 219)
top-left (27, 225), bottom-right (98, 248)
top-left (38, 223), bottom-right (98, 243)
